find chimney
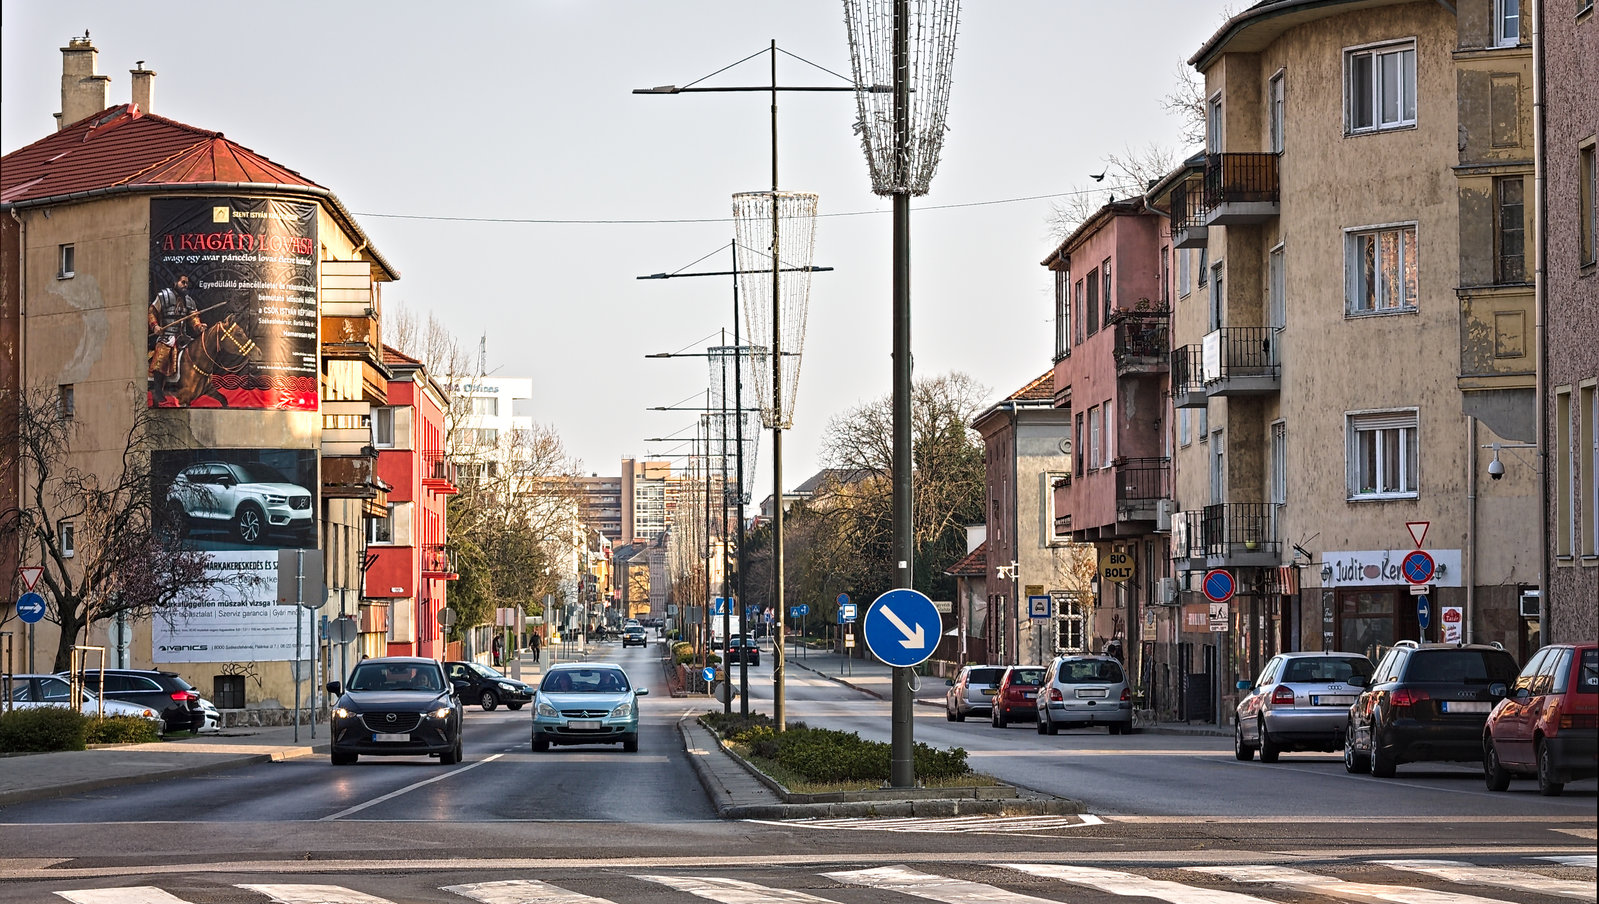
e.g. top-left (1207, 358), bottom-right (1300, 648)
top-left (130, 61), bottom-right (155, 114)
top-left (56, 32), bottom-right (111, 131)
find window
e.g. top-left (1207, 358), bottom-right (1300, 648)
top-left (1581, 142), bottom-right (1596, 267)
top-left (1209, 261), bottom-right (1225, 332)
top-left (1160, 246), bottom-right (1170, 305)
top-left (1178, 248), bottom-right (1192, 297)
top-left (1087, 406), bottom-right (1102, 470)
top-left (1346, 41), bottom-right (1417, 133)
top-left (1179, 408), bottom-right (1192, 447)
top-left (1582, 0), bottom-right (1596, 16)
top-left (1074, 413), bottom-right (1084, 477)
top-left (470, 397), bottom-right (498, 416)
top-left (1056, 595), bottom-right (1087, 653)
top-left (1207, 93), bottom-right (1223, 154)
top-left (1346, 224), bottom-right (1419, 314)
top-left (1085, 266), bottom-right (1100, 336)
top-left (1348, 410), bottom-right (1419, 499)
top-left (1102, 398), bottom-right (1114, 467)
top-left (1210, 430), bottom-right (1225, 504)
top-left (1197, 248), bottom-right (1209, 286)
top-left (1494, 0), bottom-right (1521, 46)
top-left (1198, 407), bottom-right (1209, 442)
top-left (1269, 71), bottom-right (1286, 154)
top-left (57, 384), bottom-right (75, 419)
top-left (1054, 270), bottom-right (1071, 358)
top-left (368, 504), bottom-right (396, 544)
top-left (60, 521), bottom-right (75, 558)
top-left (1269, 244), bottom-right (1287, 332)
top-left (1074, 279), bottom-right (1086, 345)
top-left (1271, 421), bottom-right (1287, 505)
top-left (1102, 257), bottom-right (1113, 320)
top-left (58, 244), bottom-right (75, 279)
top-left (1557, 388), bottom-right (1574, 557)
top-left (1586, 383), bottom-right (1598, 556)
top-left (373, 407), bottom-right (395, 447)
top-left (1496, 177), bottom-right (1526, 283)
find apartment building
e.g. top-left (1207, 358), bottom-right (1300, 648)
top-left (621, 458), bottom-right (685, 544)
top-left (576, 475), bottom-right (624, 543)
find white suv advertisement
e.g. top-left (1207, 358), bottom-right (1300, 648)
top-left (155, 450), bottom-right (316, 549)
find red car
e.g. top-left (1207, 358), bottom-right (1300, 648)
top-left (1483, 642), bottom-right (1598, 796)
top-left (990, 666), bottom-right (1045, 728)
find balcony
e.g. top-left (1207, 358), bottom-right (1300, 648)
top-left (1170, 346), bottom-right (1207, 409)
top-left (1114, 457), bottom-right (1170, 525)
top-left (321, 453), bottom-right (390, 509)
top-left (1171, 510), bottom-right (1206, 571)
top-left (1199, 502), bottom-right (1280, 567)
top-left (1202, 153), bottom-right (1280, 225)
top-left (1169, 177), bottom-right (1209, 248)
top-left (1201, 327), bottom-right (1280, 396)
top-left (421, 452), bottom-right (460, 495)
top-left (421, 543), bottom-right (460, 580)
top-left (1109, 311), bottom-right (1169, 376)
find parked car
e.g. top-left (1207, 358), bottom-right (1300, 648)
top-left (444, 660), bottom-right (532, 711)
top-left (1037, 654), bottom-right (1133, 735)
top-left (1483, 642), bottom-right (1598, 796)
top-left (531, 662), bottom-right (647, 752)
top-left (325, 657), bottom-right (463, 766)
top-left (64, 668), bottom-right (204, 734)
top-left (196, 695), bottom-right (221, 732)
top-left (622, 624), bottom-right (649, 648)
top-left (5, 674), bottom-right (162, 724)
top-left (165, 460), bottom-right (313, 545)
top-left (990, 666), bottom-right (1045, 728)
top-left (945, 665), bottom-right (1006, 721)
top-left (724, 634), bottom-right (760, 666)
top-left (1234, 652), bottom-right (1375, 762)
top-left (1344, 640), bottom-right (1519, 778)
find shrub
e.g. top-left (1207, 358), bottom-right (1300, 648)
top-left (700, 712), bottom-right (970, 784)
top-left (85, 715), bottom-right (162, 745)
top-left (0, 707), bottom-right (88, 753)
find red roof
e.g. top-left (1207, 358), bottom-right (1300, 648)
top-left (1008, 371), bottom-right (1054, 402)
top-left (945, 540), bottom-right (988, 577)
top-left (382, 345), bottom-right (422, 367)
top-left (2, 104), bottom-right (322, 205)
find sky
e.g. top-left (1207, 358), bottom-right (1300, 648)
top-left (2, 1), bottom-right (1226, 505)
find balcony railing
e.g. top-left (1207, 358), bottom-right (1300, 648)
top-left (1203, 153), bottom-right (1280, 225)
top-left (1115, 457), bottom-right (1170, 505)
top-left (1201, 327), bottom-right (1280, 395)
top-left (421, 543), bottom-right (459, 580)
top-left (1171, 510), bottom-right (1205, 563)
top-left (1170, 345), bottom-right (1207, 408)
top-left (1110, 312), bottom-right (1169, 374)
top-left (421, 452), bottom-right (460, 495)
top-left (1199, 502), bottom-right (1279, 561)
top-left (1170, 178), bottom-right (1208, 248)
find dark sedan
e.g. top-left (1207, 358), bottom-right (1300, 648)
top-left (445, 660), bottom-right (532, 711)
top-left (326, 657), bottom-right (463, 766)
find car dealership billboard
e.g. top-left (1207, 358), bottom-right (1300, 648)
top-left (152, 552), bottom-right (315, 663)
top-left (152, 449), bottom-right (317, 551)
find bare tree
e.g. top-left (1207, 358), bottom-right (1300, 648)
top-left (1160, 60), bottom-right (1208, 151)
top-left (1046, 143), bottom-right (1182, 243)
top-left (0, 385), bottom-right (231, 671)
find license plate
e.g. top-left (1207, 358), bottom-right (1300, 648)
top-left (1023, 692), bottom-right (1036, 699)
top-left (373, 733), bottom-right (409, 742)
top-left (981, 689), bottom-right (998, 696)
top-left (1441, 701), bottom-right (1490, 713)
top-left (1312, 695), bottom-right (1355, 706)
top-left (1076, 688), bottom-right (1107, 698)
top-left (566, 720), bottom-right (601, 730)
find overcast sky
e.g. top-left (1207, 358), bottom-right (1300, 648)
top-left (3, 1), bottom-right (1224, 504)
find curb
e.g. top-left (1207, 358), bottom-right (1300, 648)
top-left (0, 745), bottom-right (321, 808)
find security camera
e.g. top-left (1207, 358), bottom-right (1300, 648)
top-left (1488, 457), bottom-right (1504, 480)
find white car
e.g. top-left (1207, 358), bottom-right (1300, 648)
top-left (165, 460), bottom-right (313, 545)
top-left (196, 695), bottom-right (221, 732)
top-left (5, 674), bottom-right (163, 724)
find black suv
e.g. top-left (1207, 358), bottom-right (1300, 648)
top-left (724, 634), bottom-right (760, 666)
top-left (444, 660), bottom-right (532, 711)
top-left (64, 668), bottom-right (204, 734)
top-left (326, 657), bottom-right (463, 766)
top-left (1344, 641), bottom-right (1519, 778)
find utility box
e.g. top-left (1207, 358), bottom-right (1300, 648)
top-left (213, 675), bottom-right (245, 709)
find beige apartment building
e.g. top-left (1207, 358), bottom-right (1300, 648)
top-left (1154, 0), bottom-right (1542, 716)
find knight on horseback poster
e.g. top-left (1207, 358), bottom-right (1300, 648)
top-left (147, 197), bottom-right (320, 410)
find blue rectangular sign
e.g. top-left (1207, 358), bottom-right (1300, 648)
top-left (790, 604), bottom-right (809, 617)
top-left (838, 603), bottom-right (858, 623)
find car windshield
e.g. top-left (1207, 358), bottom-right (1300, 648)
top-left (230, 462), bottom-right (292, 484)
top-left (1579, 649), bottom-right (1598, 695)
top-left (1056, 659), bottom-right (1124, 684)
top-left (1407, 650), bottom-right (1519, 684)
top-left (469, 663), bottom-right (505, 679)
top-left (347, 663), bottom-right (443, 692)
top-left (966, 668), bottom-right (1005, 685)
top-left (1009, 668), bottom-right (1045, 686)
top-left (1282, 657), bottom-right (1374, 683)
top-left (541, 668), bottom-right (630, 693)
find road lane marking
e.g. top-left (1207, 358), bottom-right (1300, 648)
top-left (55, 890), bottom-right (192, 903)
top-left (1375, 859), bottom-right (1597, 900)
top-left (749, 814), bottom-right (1103, 834)
top-left (237, 885), bottom-right (394, 903)
top-left (318, 754), bottom-right (503, 821)
top-left (1539, 854), bottom-right (1598, 868)
top-left (823, 865), bottom-right (1059, 903)
top-left (636, 874), bottom-right (839, 902)
top-left (1187, 864), bottom-right (1520, 904)
top-left (444, 879), bottom-right (615, 903)
top-left (1003, 863), bottom-right (1278, 903)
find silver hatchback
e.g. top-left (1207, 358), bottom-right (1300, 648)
top-left (1037, 655), bottom-right (1133, 734)
top-left (1234, 651), bottom-right (1374, 762)
top-left (945, 665), bottom-right (1006, 721)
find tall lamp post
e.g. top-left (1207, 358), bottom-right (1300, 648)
top-left (843, 0), bottom-right (961, 788)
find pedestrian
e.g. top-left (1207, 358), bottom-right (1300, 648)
top-left (492, 634), bottom-right (503, 666)
top-left (529, 631), bottom-right (542, 661)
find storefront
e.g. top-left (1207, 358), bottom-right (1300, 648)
top-left (1313, 548), bottom-right (1464, 661)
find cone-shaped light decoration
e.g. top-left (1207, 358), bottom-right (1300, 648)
top-left (732, 191), bottom-right (820, 430)
top-left (843, 0), bottom-right (960, 196)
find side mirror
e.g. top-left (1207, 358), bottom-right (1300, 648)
top-left (946, 678), bottom-right (955, 686)
top-left (1235, 680), bottom-right (1252, 691)
top-left (325, 681), bottom-right (342, 696)
top-left (635, 687), bottom-right (650, 696)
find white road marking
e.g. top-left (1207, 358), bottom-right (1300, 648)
top-left (1538, 854), bottom-right (1598, 868)
top-left (636, 874), bottom-right (839, 902)
top-left (319, 754), bottom-right (503, 820)
top-left (237, 885), bottom-right (395, 903)
top-left (823, 865), bottom-right (1059, 903)
top-left (752, 814), bottom-right (1102, 834)
top-left (1376, 859), bottom-right (1596, 900)
top-left (55, 889), bottom-right (192, 904)
top-left (444, 878), bottom-right (615, 903)
top-left (1004, 863), bottom-right (1278, 903)
top-left (1187, 863), bottom-right (1521, 904)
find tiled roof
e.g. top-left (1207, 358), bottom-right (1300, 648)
top-left (1, 105), bottom-right (321, 205)
top-left (1007, 371), bottom-right (1054, 402)
top-left (382, 345), bottom-right (422, 367)
top-left (945, 540), bottom-right (988, 577)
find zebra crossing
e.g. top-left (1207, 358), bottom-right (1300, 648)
top-left (46, 856), bottom-right (1596, 904)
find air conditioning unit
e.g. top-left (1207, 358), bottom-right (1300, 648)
top-left (1155, 499), bottom-right (1175, 532)
top-left (1157, 576), bottom-right (1178, 605)
top-left (1519, 590), bottom-right (1540, 618)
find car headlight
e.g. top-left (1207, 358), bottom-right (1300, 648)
top-left (431, 706), bottom-right (453, 719)
top-left (537, 701), bottom-right (557, 717)
top-left (265, 493), bottom-right (287, 505)
top-left (498, 682), bottom-right (516, 692)
top-left (609, 700), bottom-right (633, 719)
top-left (332, 707), bottom-right (352, 719)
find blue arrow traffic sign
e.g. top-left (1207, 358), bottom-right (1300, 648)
top-left (701, 666), bottom-right (716, 683)
top-left (16, 591), bottom-right (45, 624)
top-left (862, 588), bottom-right (940, 668)
top-left (1417, 595), bottom-right (1430, 630)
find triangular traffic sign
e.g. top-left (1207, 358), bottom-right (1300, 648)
top-left (18, 566), bottom-right (43, 592)
top-left (1406, 521), bottom-right (1430, 548)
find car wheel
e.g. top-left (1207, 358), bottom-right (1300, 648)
top-left (623, 734), bottom-right (639, 753)
top-left (1343, 722), bottom-right (1369, 774)
top-left (1483, 737), bottom-right (1511, 792)
top-left (233, 503), bottom-right (267, 545)
top-left (480, 690), bottom-right (498, 712)
top-left (1035, 717), bottom-right (1047, 735)
top-left (952, 706), bottom-right (966, 723)
top-left (946, 703), bottom-right (957, 722)
top-left (531, 736), bottom-right (550, 752)
top-left (1235, 723), bottom-right (1255, 761)
top-left (440, 738), bottom-right (462, 765)
top-left (1370, 724), bottom-right (1397, 778)
top-left (1258, 719), bottom-right (1280, 763)
top-left (1536, 740), bottom-right (1565, 797)
top-left (331, 750), bottom-right (357, 766)
top-left (992, 707), bottom-right (1007, 729)
top-left (507, 702), bottom-right (524, 711)
top-left (1046, 712), bottom-right (1059, 735)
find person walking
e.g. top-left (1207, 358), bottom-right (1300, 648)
top-left (529, 631), bottom-right (542, 665)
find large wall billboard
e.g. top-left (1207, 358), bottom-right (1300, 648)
top-left (147, 197), bottom-right (319, 409)
top-left (152, 552), bottom-right (315, 663)
top-left (152, 449), bottom-right (317, 550)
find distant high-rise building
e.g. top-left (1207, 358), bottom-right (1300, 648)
top-left (621, 459), bottom-right (685, 545)
top-left (576, 474), bottom-right (623, 543)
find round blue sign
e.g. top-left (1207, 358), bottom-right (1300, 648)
top-left (16, 591), bottom-right (46, 624)
top-left (701, 666), bottom-right (716, 683)
top-left (1202, 569), bottom-right (1235, 603)
top-left (1402, 549), bottom-right (1435, 585)
top-left (837, 592), bottom-right (851, 606)
top-left (862, 588), bottom-right (940, 668)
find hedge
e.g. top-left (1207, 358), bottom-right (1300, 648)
top-left (0, 709), bottom-right (162, 752)
top-left (701, 711), bottom-right (969, 783)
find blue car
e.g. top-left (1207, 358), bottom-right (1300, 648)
top-left (532, 662), bottom-right (647, 752)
